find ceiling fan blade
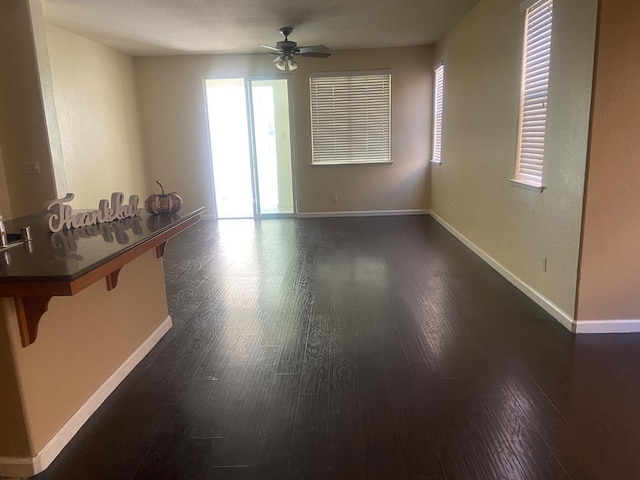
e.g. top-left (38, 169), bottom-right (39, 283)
top-left (297, 45), bottom-right (330, 54)
top-left (298, 51), bottom-right (332, 58)
top-left (258, 44), bottom-right (281, 52)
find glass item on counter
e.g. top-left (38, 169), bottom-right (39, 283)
top-left (0, 215), bottom-right (7, 248)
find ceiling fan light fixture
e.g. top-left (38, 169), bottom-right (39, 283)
top-left (260, 27), bottom-right (332, 71)
top-left (274, 56), bottom-right (286, 71)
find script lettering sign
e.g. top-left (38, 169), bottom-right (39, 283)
top-left (44, 193), bottom-right (141, 233)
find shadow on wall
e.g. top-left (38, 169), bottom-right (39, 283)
top-left (0, 146), bottom-right (12, 219)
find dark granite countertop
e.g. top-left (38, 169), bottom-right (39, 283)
top-left (0, 207), bottom-right (205, 284)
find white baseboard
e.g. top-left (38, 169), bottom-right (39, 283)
top-left (429, 213), bottom-right (640, 334)
top-left (429, 212), bottom-right (576, 333)
top-left (574, 319), bottom-right (640, 334)
top-left (297, 209), bottom-right (430, 218)
top-left (202, 210), bottom-right (430, 220)
top-left (0, 456), bottom-right (32, 479)
top-left (0, 316), bottom-right (172, 478)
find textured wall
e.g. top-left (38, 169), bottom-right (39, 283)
top-left (46, 25), bottom-right (149, 208)
top-left (0, 0), bottom-right (57, 217)
top-left (577, 0), bottom-right (640, 321)
top-left (430, 0), bottom-right (598, 318)
top-left (0, 299), bottom-right (30, 457)
top-left (134, 46), bottom-right (432, 215)
top-left (0, 148), bottom-right (12, 218)
top-left (4, 250), bottom-right (168, 456)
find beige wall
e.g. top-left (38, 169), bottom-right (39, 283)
top-left (0, 250), bottom-right (169, 456)
top-left (0, 147), bottom-right (12, 218)
top-left (0, 299), bottom-right (30, 457)
top-left (135, 46), bottom-right (432, 215)
top-left (29, 0), bottom-right (67, 199)
top-left (431, 0), bottom-right (597, 318)
top-left (46, 25), bottom-right (149, 208)
top-left (576, 0), bottom-right (640, 321)
top-left (0, 0), bottom-right (57, 217)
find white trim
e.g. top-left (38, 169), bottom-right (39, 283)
top-left (429, 212), bottom-right (575, 332)
top-left (297, 209), bottom-right (429, 218)
top-left (574, 319), bottom-right (640, 334)
top-left (0, 316), bottom-right (172, 478)
top-left (308, 161), bottom-right (394, 166)
top-left (430, 214), bottom-right (640, 334)
top-left (0, 456), bottom-right (33, 478)
top-left (509, 178), bottom-right (546, 192)
top-left (309, 69), bottom-right (392, 78)
top-left (520, 0), bottom-right (539, 11)
top-left (431, 64), bottom-right (445, 164)
top-left (200, 214), bottom-right (217, 220)
top-left (309, 72), bottom-right (391, 165)
top-left (514, 0), bottom-right (553, 188)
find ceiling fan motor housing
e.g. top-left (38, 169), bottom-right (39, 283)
top-left (259, 27), bottom-right (331, 65)
top-left (276, 40), bottom-right (298, 56)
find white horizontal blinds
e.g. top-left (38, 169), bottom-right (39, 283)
top-left (310, 72), bottom-right (391, 163)
top-left (516, 0), bottom-right (553, 186)
top-left (432, 65), bottom-right (445, 163)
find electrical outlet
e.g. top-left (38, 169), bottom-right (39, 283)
top-left (23, 161), bottom-right (41, 174)
top-left (541, 256), bottom-right (548, 272)
top-left (332, 193), bottom-right (338, 202)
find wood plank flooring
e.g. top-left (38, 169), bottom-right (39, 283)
top-left (33, 216), bottom-right (640, 479)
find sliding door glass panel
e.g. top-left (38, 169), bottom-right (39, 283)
top-left (251, 79), bottom-right (294, 215)
top-left (206, 78), bottom-right (254, 218)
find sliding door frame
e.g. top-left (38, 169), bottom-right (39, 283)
top-left (204, 74), bottom-right (297, 219)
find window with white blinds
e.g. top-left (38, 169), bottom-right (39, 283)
top-left (432, 65), bottom-right (445, 164)
top-left (310, 71), bottom-right (391, 164)
top-left (514, 0), bottom-right (553, 188)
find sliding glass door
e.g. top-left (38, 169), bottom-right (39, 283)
top-left (206, 78), bottom-right (294, 219)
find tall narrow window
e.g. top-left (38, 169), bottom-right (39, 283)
top-left (432, 64), bottom-right (445, 164)
top-left (514, 0), bottom-right (553, 188)
top-left (310, 71), bottom-right (391, 164)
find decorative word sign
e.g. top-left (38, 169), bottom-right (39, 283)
top-left (45, 192), bottom-right (141, 233)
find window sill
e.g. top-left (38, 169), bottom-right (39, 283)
top-left (430, 159), bottom-right (442, 165)
top-left (310, 161), bottom-right (394, 166)
top-left (509, 179), bottom-right (545, 192)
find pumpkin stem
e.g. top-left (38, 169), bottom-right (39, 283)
top-left (156, 180), bottom-right (165, 196)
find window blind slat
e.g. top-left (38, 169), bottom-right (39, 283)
top-left (310, 72), bottom-right (391, 164)
top-left (515, 0), bottom-right (553, 187)
top-left (432, 65), bottom-right (445, 163)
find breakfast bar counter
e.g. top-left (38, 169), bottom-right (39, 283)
top-left (0, 207), bottom-right (204, 477)
top-left (0, 207), bottom-right (204, 346)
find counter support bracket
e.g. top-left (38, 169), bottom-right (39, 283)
top-left (106, 268), bottom-right (122, 291)
top-left (14, 296), bottom-right (53, 347)
top-left (156, 242), bottom-right (167, 258)
top-left (1, 210), bottom-right (202, 348)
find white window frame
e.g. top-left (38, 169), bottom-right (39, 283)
top-left (512, 0), bottom-right (553, 191)
top-left (431, 64), bottom-right (445, 164)
top-left (309, 70), bottom-right (391, 165)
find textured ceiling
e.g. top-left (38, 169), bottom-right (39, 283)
top-left (41, 0), bottom-right (480, 56)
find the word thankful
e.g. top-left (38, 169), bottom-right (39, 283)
top-left (44, 192), bottom-right (141, 233)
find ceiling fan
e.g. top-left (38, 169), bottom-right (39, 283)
top-left (259, 27), bottom-right (331, 71)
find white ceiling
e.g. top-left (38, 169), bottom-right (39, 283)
top-left (41, 0), bottom-right (480, 57)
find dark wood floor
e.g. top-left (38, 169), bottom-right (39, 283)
top-left (33, 216), bottom-right (640, 479)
